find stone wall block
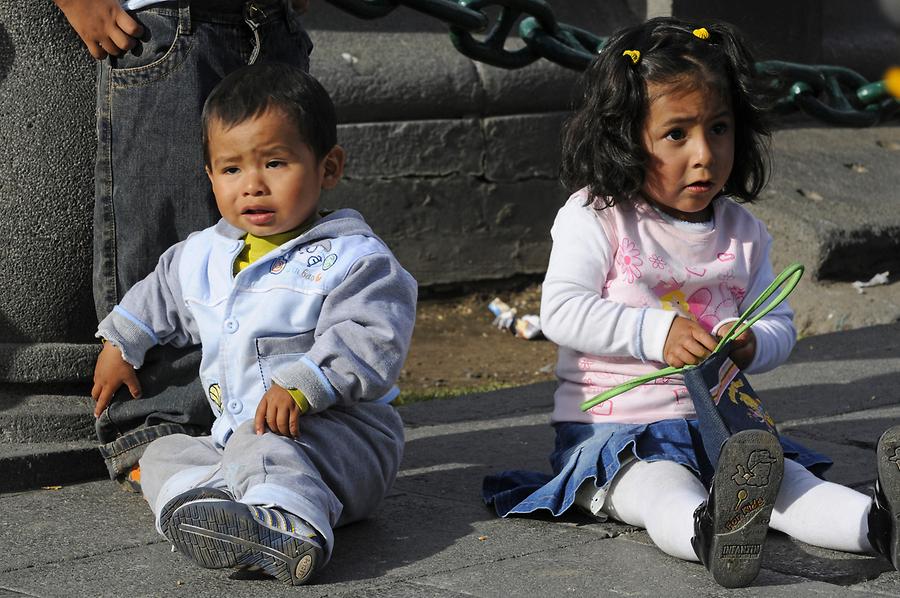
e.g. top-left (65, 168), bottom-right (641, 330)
top-left (339, 119), bottom-right (484, 178)
top-left (324, 176), bottom-right (565, 284)
top-left (482, 112), bottom-right (568, 182)
top-left (310, 31), bottom-right (483, 123)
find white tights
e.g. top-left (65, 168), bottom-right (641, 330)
top-left (581, 458), bottom-right (873, 561)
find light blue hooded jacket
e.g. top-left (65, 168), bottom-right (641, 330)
top-left (98, 209), bottom-right (417, 447)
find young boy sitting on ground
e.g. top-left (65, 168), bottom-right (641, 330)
top-left (91, 63), bottom-right (417, 586)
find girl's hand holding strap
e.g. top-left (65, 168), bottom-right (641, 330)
top-left (715, 323), bottom-right (757, 370)
top-left (581, 263), bottom-right (804, 411)
top-left (662, 317), bottom-right (718, 369)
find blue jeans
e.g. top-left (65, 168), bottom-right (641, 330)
top-left (93, 0), bottom-right (313, 479)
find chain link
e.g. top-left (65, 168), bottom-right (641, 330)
top-left (324, 0), bottom-right (900, 126)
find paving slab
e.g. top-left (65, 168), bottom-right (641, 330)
top-left (3, 324), bottom-right (900, 596)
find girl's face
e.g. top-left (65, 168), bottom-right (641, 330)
top-left (640, 80), bottom-right (734, 222)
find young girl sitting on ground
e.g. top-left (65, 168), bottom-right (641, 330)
top-left (484, 17), bottom-right (900, 588)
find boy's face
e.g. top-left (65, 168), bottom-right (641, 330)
top-left (205, 108), bottom-right (344, 236)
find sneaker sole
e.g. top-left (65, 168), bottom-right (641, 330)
top-left (877, 426), bottom-right (900, 569)
top-left (168, 500), bottom-right (320, 586)
top-left (707, 429), bottom-right (783, 588)
top-left (159, 488), bottom-right (232, 540)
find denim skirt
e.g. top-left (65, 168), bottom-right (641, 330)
top-left (482, 418), bottom-right (832, 518)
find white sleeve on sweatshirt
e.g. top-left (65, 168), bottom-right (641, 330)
top-left (539, 200), bottom-right (676, 363)
top-left (711, 233), bottom-right (796, 374)
top-left (540, 199), bottom-right (795, 370)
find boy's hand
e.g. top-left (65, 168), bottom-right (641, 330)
top-left (291, 0), bottom-right (310, 14)
top-left (716, 322), bottom-right (757, 370)
top-left (91, 342), bottom-right (142, 417)
top-left (662, 316), bottom-right (719, 368)
top-left (255, 384), bottom-right (301, 437)
top-left (54, 0), bottom-right (144, 60)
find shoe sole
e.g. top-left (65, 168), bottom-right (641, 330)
top-left (706, 429), bottom-right (783, 588)
top-left (877, 426), bottom-right (900, 569)
top-left (159, 488), bottom-right (232, 540)
top-left (168, 500), bottom-right (320, 586)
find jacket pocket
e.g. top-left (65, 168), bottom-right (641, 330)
top-left (255, 330), bottom-right (315, 390)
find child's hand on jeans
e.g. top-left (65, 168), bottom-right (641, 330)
top-left (663, 316), bottom-right (719, 368)
top-left (255, 385), bottom-right (301, 438)
top-left (715, 322), bottom-right (757, 370)
top-left (54, 0), bottom-right (144, 60)
top-left (92, 342), bottom-right (142, 417)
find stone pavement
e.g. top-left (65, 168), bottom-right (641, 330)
top-left (1, 323), bottom-right (900, 597)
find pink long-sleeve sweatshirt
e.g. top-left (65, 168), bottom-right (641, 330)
top-left (541, 189), bottom-right (795, 425)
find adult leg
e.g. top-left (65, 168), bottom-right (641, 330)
top-left (92, 3), bottom-right (225, 483)
top-left (92, 1), bottom-right (313, 482)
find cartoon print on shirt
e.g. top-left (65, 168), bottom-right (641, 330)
top-left (616, 237), bottom-right (643, 283)
top-left (653, 278), bottom-right (742, 331)
top-left (589, 400), bottom-right (614, 416)
top-left (728, 285), bottom-right (746, 304)
top-left (303, 240), bottom-right (332, 254)
top-left (270, 257), bottom-right (287, 274)
top-left (686, 286), bottom-right (717, 330)
top-left (649, 254), bottom-right (666, 269)
top-left (652, 278), bottom-right (692, 317)
top-left (208, 383), bottom-right (223, 414)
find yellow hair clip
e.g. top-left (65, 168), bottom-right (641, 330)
top-left (886, 66), bottom-right (900, 100)
top-left (692, 27), bottom-right (710, 40)
top-left (622, 50), bottom-right (641, 64)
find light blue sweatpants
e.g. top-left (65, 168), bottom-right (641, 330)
top-left (139, 402), bottom-right (404, 561)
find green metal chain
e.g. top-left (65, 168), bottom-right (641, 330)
top-left (324, 0), bottom-right (900, 126)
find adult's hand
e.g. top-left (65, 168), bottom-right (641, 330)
top-left (54, 0), bottom-right (144, 60)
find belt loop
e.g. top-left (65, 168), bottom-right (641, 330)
top-left (177, 0), bottom-right (193, 36)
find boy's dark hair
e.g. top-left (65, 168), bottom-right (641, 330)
top-left (202, 63), bottom-right (337, 165)
top-left (560, 17), bottom-right (771, 208)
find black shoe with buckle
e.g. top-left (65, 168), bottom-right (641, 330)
top-left (691, 429), bottom-right (784, 588)
top-left (867, 426), bottom-right (900, 569)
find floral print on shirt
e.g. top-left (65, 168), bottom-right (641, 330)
top-left (617, 237), bottom-right (643, 283)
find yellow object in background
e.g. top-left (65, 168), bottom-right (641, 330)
top-left (885, 67), bottom-right (900, 100)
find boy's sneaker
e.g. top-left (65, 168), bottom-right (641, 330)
top-left (867, 425), bottom-right (900, 569)
top-left (159, 487), bottom-right (233, 539)
top-left (167, 499), bottom-right (324, 586)
top-left (691, 429), bottom-right (784, 588)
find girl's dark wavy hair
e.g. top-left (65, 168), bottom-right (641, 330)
top-left (560, 17), bottom-right (771, 208)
